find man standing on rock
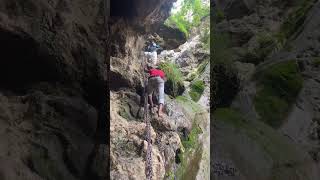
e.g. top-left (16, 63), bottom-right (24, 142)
top-left (146, 64), bottom-right (166, 118)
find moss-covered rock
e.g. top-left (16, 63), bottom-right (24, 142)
top-left (176, 96), bottom-right (203, 118)
top-left (254, 60), bottom-right (303, 128)
top-left (175, 114), bottom-right (204, 180)
top-left (240, 32), bottom-right (278, 65)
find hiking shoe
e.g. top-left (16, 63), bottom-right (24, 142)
top-left (151, 107), bottom-right (156, 114)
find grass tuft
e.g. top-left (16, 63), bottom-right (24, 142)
top-left (159, 62), bottom-right (185, 97)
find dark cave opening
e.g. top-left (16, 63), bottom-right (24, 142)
top-left (0, 28), bottom-right (59, 94)
top-left (110, 0), bottom-right (137, 17)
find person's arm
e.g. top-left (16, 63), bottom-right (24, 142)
top-left (144, 67), bottom-right (149, 73)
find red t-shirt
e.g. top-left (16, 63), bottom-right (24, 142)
top-left (149, 69), bottom-right (165, 79)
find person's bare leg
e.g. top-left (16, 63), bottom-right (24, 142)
top-left (148, 95), bottom-right (155, 113)
top-left (158, 103), bottom-right (164, 118)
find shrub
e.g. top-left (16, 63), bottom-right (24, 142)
top-left (159, 62), bottom-right (185, 97)
top-left (254, 61), bottom-right (303, 127)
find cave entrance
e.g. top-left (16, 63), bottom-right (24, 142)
top-left (110, 0), bottom-right (137, 17)
top-left (0, 28), bottom-right (59, 94)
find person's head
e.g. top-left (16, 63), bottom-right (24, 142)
top-left (147, 64), bottom-right (156, 70)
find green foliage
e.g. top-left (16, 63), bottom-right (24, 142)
top-left (213, 9), bottom-right (225, 23)
top-left (186, 59), bottom-right (208, 82)
top-left (159, 62), bottom-right (185, 97)
top-left (213, 108), bottom-right (246, 126)
top-left (182, 124), bottom-right (202, 149)
top-left (165, 170), bottom-right (175, 180)
top-left (189, 80), bottom-right (205, 102)
top-left (276, 0), bottom-right (316, 46)
top-left (165, 0), bottom-right (210, 37)
top-left (256, 32), bottom-right (277, 57)
top-left (254, 61), bottom-right (303, 128)
top-left (197, 59), bottom-right (209, 75)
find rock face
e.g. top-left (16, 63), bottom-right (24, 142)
top-left (0, 0), bottom-right (108, 179)
top-left (110, 90), bottom-right (190, 180)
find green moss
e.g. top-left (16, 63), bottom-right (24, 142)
top-left (213, 108), bottom-right (244, 126)
top-left (254, 61), bottom-right (303, 128)
top-left (165, 170), bottom-right (175, 180)
top-left (181, 124), bottom-right (202, 149)
top-left (176, 96), bottom-right (203, 116)
top-left (189, 80), bottom-right (205, 102)
top-left (176, 146), bottom-right (203, 180)
top-left (176, 120), bottom-right (203, 180)
top-left (214, 9), bottom-right (225, 23)
top-left (256, 33), bottom-right (277, 58)
top-left (240, 33), bottom-right (278, 65)
top-left (159, 62), bottom-right (185, 97)
top-left (118, 105), bottom-right (131, 120)
top-left (312, 57), bottom-right (320, 67)
top-left (211, 31), bottom-right (232, 65)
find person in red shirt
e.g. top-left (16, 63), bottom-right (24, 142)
top-left (146, 64), bottom-right (166, 118)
